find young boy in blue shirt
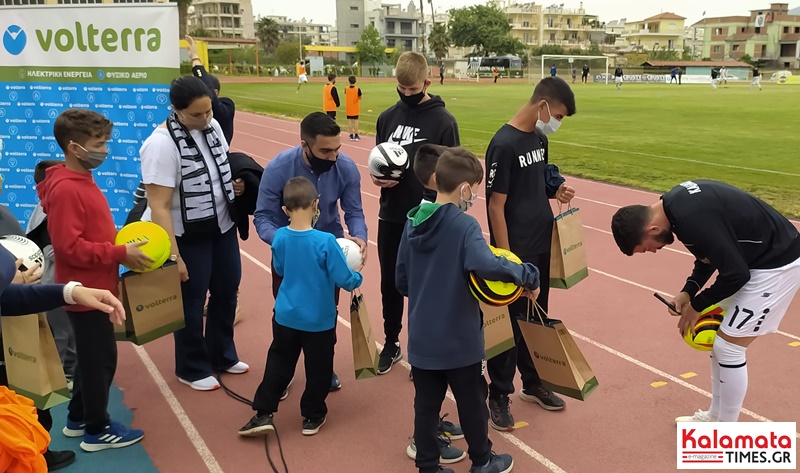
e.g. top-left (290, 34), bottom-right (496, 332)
top-left (397, 147), bottom-right (541, 473)
top-left (239, 177), bottom-right (363, 437)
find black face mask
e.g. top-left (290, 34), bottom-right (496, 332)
top-left (397, 87), bottom-right (426, 108)
top-left (306, 148), bottom-right (335, 174)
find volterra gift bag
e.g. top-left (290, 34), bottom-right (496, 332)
top-left (118, 261), bottom-right (185, 345)
top-left (350, 291), bottom-right (379, 379)
top-left (550, 205), bottom-right (589, 289)
top-left (481, 302), bottom-right (514, 360)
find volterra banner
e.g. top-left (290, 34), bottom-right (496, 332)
top-left (0, 4), bottom-right (179, 228)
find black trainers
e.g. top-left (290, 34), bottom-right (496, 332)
top-left (469, 452), bottom-right (514, 473)
top-left (489, 396), bottom-right (515, 431)
top-left (378, 342), bottom-right (402, 375)
top-left (406, 435), bottom-right (467, 464)
top-left (520, 385), bottom-right (565, 411)
top-left (330, 372), bottom-right (341, 391)
top-left (238, 413), bottom-right (275, 436)
top-left (44, 449), bottom-right (76, 471)
top-left (438, 413), bottom-right (464, 440)
top-left (302, 416), bottom-right (326, 436)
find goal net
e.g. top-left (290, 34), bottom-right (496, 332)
top-left (529, 54), bottom-right (610, 84)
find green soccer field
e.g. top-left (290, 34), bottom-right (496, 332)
top-left (223, 80), bottom-right (800, 217)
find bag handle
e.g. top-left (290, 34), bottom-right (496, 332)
top-left (526, 299), bottom-right (549, 325)
top-left (555, 202), bottom-right (575, 220)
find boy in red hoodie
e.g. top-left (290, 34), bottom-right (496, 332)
top-left (38, 109), bottom-right (152, 452)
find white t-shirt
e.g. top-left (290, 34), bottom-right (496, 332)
top-left (139, 119), bottom-right (235, 237)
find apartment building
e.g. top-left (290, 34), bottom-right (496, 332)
top-left (693, 3), bottom-right (800, 68)
top-left (500, 1), bottom-right (602, 49)
top-left (188, 0), bottom-right (255, 39)
top-left (1, 0), bottom-right (168, 4)
top-left (366, 2), bottom-right (420, 52)
top-left (266, 15), bottom-right (335, 46)
top-left (621, 12), bottom-right (686, 52)
top-left (684, 26), bottom-right (706, 59)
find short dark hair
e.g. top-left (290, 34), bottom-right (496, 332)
top-left (53, 109), bottom-right (113, 154)
top-left (611, 205), bottom-right (651, 256)
top-left (283, 176), bottom-right (318, 212)
top-left (300, 112), bottom-right (340, 144)
top-left (413, 144), bottom-right (447, 187)
top-left (208, 74), bottom-right (221, 93)
top-left (434, 147), bottom-right (484, 194)
top-left (531, 77), bottom-right (577, 116)
top-left (327, 73), bottom-right (337, 82)
top-left (348, 75), bottom-right (356, 85)
top-left (169, 75), bottom-right (211, 110)
top-left (34, 159), bottom-right (64, 184)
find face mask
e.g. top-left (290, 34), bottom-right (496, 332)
top-left (306, 147), bottom-right (336, 174)
top-left (397, 87), bottom-right (426, 108)
top-left (536, 102), bottom-right (561, 136)
top-left (312, 207), bottom-right (320, 227)
top-left (457, 184), bottom-right (477, 212)
top-left (76, 144), bottom-right (108, 170)
top-left (178, 111), bottom-right (212, 130)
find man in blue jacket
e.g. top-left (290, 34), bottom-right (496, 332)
top-left (254, 112), bottom-right (368, 393)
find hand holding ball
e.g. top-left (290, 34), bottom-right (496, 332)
top-left (368, 142), bottom-right (409, 182)
top-left (683, 304), bottom-right (725, 351)
top-left (115, 221), bottom-right (170, 272)
top-left (337, 238), bottom-right (362, 271)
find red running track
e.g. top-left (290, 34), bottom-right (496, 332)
top-left (113, 112), bottom-right (800, 473)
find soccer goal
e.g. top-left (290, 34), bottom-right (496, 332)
top-left (529, 54), bottom-right (610, 84)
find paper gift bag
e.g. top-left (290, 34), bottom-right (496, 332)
top-left (119, 262), bottom-right (185, 345)
top-left (350, 292), bottom-right (379, 380)
top-left (518, 303), bottom-right (598, 401)
top-left (1, 313), bottom-right (71, 410)
top-left (550, 206), bottom-right (589, 289)
top-left (115, 280), bottom-right (129, 341)
top-left (481, 302), bottom-right (515, 360)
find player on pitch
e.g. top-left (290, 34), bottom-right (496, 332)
top-left (611, 179), bottom-right (800, 423)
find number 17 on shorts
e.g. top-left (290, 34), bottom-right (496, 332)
top-left (677, 422), bottom-right (796, 469)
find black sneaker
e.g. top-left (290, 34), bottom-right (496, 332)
top-left (330, 372), bottom-right (341, 391)
top-left (489, 396), bottom-right (515, 431)
top-left (469, 452), bottom-right (514, 473)
top-left (302, 416), bottom-right (326, 436)
top-left (378, 342), bottom-right (402, 375)
top-left (406, 435), bottom-right (467, 464)
top-left (520, 385), bottom-right (566, 411)
top-left (238, 413), bottom-right (275, 437)
top-left (44, 449), bottom-right (76, 471)
top-left (438, 413), bottom-right (464, 440)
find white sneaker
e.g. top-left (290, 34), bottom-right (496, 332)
top-left (179, 375), bottom-right (220, 391)
top-left (225, 361), bottom-right (250, 374)
top-left (675, 409), bottom-right (715, 423)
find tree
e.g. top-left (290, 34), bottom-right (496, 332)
top-left (390, 46), bottom-right (406, 66)
top-left (448, 5), bottom-right (522, 56)
top-left (275, 41), bottom-right (304, 65)
top-left (256, 17), bottom-right (281, 55)
top-left (170, 0), bottom-right (192, 39)
top-left (428, 23), bottom-right (450, 60)
top-left (188, 28), bottom-right (214, 38)
top-left (356, 25), bottom-right (386, 66)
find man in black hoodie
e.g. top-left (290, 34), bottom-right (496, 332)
top-left (373, 51), bottom-right (460, 376)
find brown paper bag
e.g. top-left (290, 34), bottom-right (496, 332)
top-left (115, 281), bottom-right (129, 342)
top-left (350, 292), bottom-right (378, 379)
top-left (119, 262), bottom-right (185, 345)
top-left (518, 303), bottom-right (598, 401)
top-left (550, 206), bottom-right (589, 289)
top-left (481, 302), bottom-right (514, 360)
top-left (1, 313), bottom-right (71, 410)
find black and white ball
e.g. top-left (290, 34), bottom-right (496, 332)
top-left (368, 142), bottom-right (409, 181)
top-left (0, 235), bottom-right (46, 273)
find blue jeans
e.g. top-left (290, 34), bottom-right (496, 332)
top-left (175, 226), bottom-right (242, 381)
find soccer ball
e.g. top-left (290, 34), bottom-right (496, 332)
top-left (368, 142), bottom-right (409, 181)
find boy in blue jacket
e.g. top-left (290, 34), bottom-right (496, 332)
top-left (240, 177), bottom-right (363, 437)
top-left (396, 147), bottom-right (540, 473)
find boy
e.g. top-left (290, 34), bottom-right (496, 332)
top-left (240, 177), bottom-right (363, 437)
top-left (484, 77), bottom-right (577, 430)
top-left (27, 160), bottom-right (77, 385)
top-left (614, 66), bottom-right (623, 90)
top-left (297, 61), bottom-right (308, 93)
top-left (344, 75), bottom-right (362, 141)
top-left (372, 51), bottom-right (460, 376)
top-left (611, 179), bottom-right (800, 423)
top-left (38, 109), bottom-right (152, 451)
top-left (396, 147), bottom-right (541, 473)
top-left (323, 73), bottom-right (340, 121)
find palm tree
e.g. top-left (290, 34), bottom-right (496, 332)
top-left (428, 23), bottom-right (450, 60)
top-left (256, 17), bottom-right (281, 55)
top-left (419, 0), bottom-right (426, 54)
top-left (171, 0), bottom-right (192, 39)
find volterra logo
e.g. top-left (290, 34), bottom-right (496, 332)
top-left (533, 351), bottom-right (567, 367)
top-left (2, 22), bottom-right (161, 56)
top-left (563, 241), bottom-right (583, 256)
top-left (136, 295), bottom-right (178, 312)
top-left (8, 346), bottom-right (37, 363)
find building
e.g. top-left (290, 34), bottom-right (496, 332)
top-left (188, 0), bottom-right (255, 39)
top-left (500, 1), bottom-right (603, 49)
top-left (684, 25), bottom-right (706, 59)
top-left (1, 0), bottom-right (169, 3)
top-left (366, 2), bottom-right (421, 52)
top-left (621, 12), bottom-right (686, 52)
top-left (693, 3), bottom-right (800, 68)
top-left (265, 15), bottom-right (334, 46)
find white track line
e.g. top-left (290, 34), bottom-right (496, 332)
top-left (132, 345), bottom-right (224, 473)
top-left (238, 249), bottom-right (568, 473)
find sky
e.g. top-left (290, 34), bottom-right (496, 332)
top-left (256, 0), bottom-right (795, 26)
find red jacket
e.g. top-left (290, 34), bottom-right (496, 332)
top-left (37, 164), bottom-right (126, 312)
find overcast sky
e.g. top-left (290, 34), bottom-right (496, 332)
top-left (257, 0), bottom-right (789, 27)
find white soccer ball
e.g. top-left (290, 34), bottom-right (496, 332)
top-left (336, 238), bottom-right (362, 271)
top-left (368, 142), bottom-right (409, 181)
top-left (0, 235), bottom-right (46, 273)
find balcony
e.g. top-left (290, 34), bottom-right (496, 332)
top-left (621, 29), bottom-right (680, 37)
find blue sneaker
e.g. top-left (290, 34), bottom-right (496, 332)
top-left (80, 421), bottom-right (144, 452)
top-left (330, 372), bottom-right (341, 391)
top-left (62, 418), bottom-right (85, 438)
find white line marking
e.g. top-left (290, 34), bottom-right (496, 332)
top-left (238, 249), bottom-right (568, 473)
top-left (132, 345), bottom-right (224, 473)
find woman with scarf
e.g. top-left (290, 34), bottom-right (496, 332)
top-left (138, 76), bottom-right (248, 392)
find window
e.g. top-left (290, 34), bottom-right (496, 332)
top-left (387, 39), bottom-right (395, 47)
top-left (755, 27), bottom-right (761, 33)
top-left (523, 21), bottom-right (529, 27)
top-left (350, 24), bottom-right (359, 28)
top-left (713, 45), bottom-right (721, 53)
top-left (714, 28), bottom-right (722, 35)
top-left (784, 26), bottom-right (790, 33)
top-left (732, 44), bottom-right (739, 51)
top-left (113, 0), bottom-right (155, 3)
top-left (404, 39), bottom-right (412, 50)
top-left (2, 0), bottom-right (45, 4)
top-left (57, 0), bottom-right (101, 3)
top-left (796, 27), bottom-right (800, 33)
top-left (741, 27), bottom-right (747, 33)
top-left (350, 5), bottom-right (358, 10)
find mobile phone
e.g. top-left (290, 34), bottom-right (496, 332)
top-left (653, 292), bottom-right (678, 313)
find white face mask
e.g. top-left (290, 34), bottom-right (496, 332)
top-left (457, 184), bottom-right (477, 212)
top-left (536, 102), bottom-right (561, 136)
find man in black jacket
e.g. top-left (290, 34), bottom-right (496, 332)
top-left (611, 180), bottom-right (800, 423)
